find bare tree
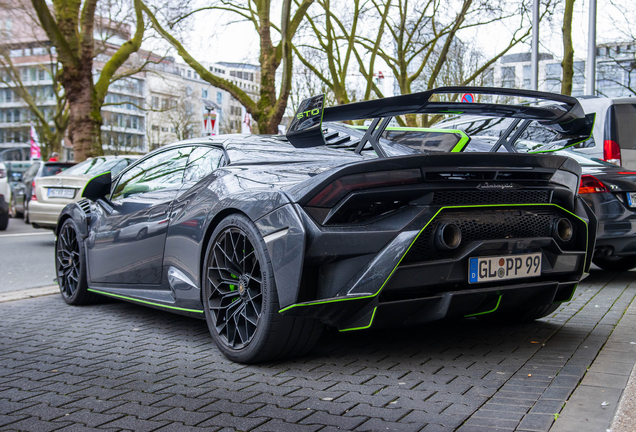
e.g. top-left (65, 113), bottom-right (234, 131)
top-left (29, 0), bottom-right (148, 161)
top-left (560, 0), bottom-right (575, 95)
top-left (356, 0), bottom-right (534, 126)
top-left (143, 0), bottom-right (313, 134)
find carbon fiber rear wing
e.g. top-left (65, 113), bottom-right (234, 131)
top-left (286, 87), bottom-right (592, 157)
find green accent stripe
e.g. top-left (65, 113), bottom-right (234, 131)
top-left (464, 295), bottom-right (502, 317)
top-left (339, 307), bottom-right (377, 332)
top-left (553, 283), bottom-right (578, 304)
top-left (87, 289), bottom-right (204, 313)
top-left (279, 203), bottom-right (589, 313)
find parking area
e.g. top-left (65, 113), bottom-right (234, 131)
top-left (0, 269), bottom-right (635, 431)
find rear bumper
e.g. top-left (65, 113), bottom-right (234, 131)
top-left (278, 201), bottom-right (592, 330)
top-left (28, 201), bottom-right (66, 228)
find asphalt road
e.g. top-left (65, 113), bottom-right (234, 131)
top-left (0, 217), bottom-right (55, 293)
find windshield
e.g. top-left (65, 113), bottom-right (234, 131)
top-left (63, 157), bottom-right (131, 177)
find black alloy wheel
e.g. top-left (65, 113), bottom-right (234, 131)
top-left (207, 226), bottom-right (263, 349)
top-left (56, 219), bottom-right (99, 305)
top-left (203, 214), bottom-right (323, 364)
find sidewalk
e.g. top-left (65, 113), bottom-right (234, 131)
top-left (551, 294), bottom-right (636, 432)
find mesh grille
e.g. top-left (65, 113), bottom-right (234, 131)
top-left (431, 190), bottom-right (550, 206)
top-left (403, 209), bottom-right (577, 264)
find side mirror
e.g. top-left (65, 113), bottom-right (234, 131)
top-left (81, 171), bottom-right (111, 201)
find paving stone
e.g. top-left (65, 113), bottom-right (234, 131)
top-left (355, 418), bottom-right (423, 432)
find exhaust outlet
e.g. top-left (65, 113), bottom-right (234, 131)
top-left (554, 218), bottom-right (573, 242)
top-left (434, 223), bottom-right (462, 251)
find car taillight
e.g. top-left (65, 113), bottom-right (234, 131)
top-left (0, 168), bottom-right (6, 179)
top-left (307, 169), bottom-right (422, 208)
top-left (603, 140), bottom-right (622, 165)
top-left (579, 174), bottom-right (609, 194)
top-left (31, 181), bottom-right (37, 201)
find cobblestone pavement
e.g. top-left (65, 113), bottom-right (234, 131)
top-left (1, 269), bottom-right (635, 432)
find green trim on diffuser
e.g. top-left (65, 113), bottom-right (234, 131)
top-left (278, 203), bottom-right (589, 313)
top-left (464, 295), bottom-right (502, 317)
top-left (80, 171), bottom-right (111, 198)
top-left (338, 307), bottom-right (378, 332)
top-left (87, 289), bottom-right (204, 313)
top-left (553, 284), bottom-right (578, 304)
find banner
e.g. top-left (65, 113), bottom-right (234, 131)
top-left (29, 124), bottom-right (41, 159)
top-left (241, 107), bottom-right (252, 134)
top-left (203, 110), bottom-right (218, 136)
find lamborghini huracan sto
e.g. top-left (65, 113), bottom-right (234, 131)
top-left (55, 87), bottom-right (596, 363)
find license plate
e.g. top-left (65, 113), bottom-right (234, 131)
top-left (47, 188), bottom-right (75, 199)
top-left (627, 192), bottom-right (636, 208)
top-left (469, 253), bottom-right (541, 283)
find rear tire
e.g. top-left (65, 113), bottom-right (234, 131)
top-left (202, 214), bottom-right (323, 364)
top-left (477, 303), bottom-right (559, 324)
top-left (0, 212), bottom-right (8, 230)
top-left (593, 255), bottom-right (636, 272)
top-left (56, 219), bottom-right (100, 305)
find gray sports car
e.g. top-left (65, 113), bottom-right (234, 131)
top-left (55, 87), bottom-right (596, 363)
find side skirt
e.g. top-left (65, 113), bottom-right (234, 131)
top-left (87, 286), bottom-right (205, 319)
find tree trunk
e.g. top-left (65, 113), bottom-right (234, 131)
top-left (66, 71), bottom-right (102, 161)
top-left (561, 0), bottom-right (576, 95)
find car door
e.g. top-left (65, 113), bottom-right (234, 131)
top-left (86, 146), bottom-right (193, 285)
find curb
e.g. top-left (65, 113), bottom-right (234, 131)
top-left (0, 285), bottom-right (59, 303)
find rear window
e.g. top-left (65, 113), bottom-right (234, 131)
top-left (611, 104), bottom-right (636, 149)
top-left (382, 130), bottom-right (463, 153)
top-left (41, 163), bottom-right (74, 177)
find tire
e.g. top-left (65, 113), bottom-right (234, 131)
top-left (56, 218), bottom-right (100, 305)
top-left (0, 212), bottom-right (8, 230)
top-left (24, 201), bottom-right (30, 224)
top-left (593, 255), bottom-right (636, 272)
top-left (477, 303), bottom-right (559, 324)
top-left (202, 214), bottom-right (323, 364)
top-left (136, 227), bottom-right (148, 240)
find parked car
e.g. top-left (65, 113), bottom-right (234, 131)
top-left (55, 87), bottom-right (594, 363)
top-left (5, 161), bottom-right (32, 218)
top-left (15, 161), bottom-right (75, 223)
top-left (30, 156), bottom-right (138, 230)
top-left (0, 163), bottom-right (10, 230)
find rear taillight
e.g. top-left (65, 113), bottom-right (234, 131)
top-left (307, 169), bottom-right (422, 207)
top-left (603, 140), bottom-right (622, 165)
top-left (31, 181), bottom-right (37, 201)
top-left (0, 168), bottom-right (6, 179)
top-left (579, 174), bottom-right (609, 194)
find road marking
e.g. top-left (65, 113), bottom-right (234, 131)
top-left (0, 285), bottom-right (59, 303)
top-left (0, 232), bottom-right (54, 238)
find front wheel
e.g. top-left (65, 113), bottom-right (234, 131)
top-left (56, 219), bottom-right (100, 305)
top-left (203, 214), bottom-right (322, 363)
top-left (593, 255), bottom-right (636, 272)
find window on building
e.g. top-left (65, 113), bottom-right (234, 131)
top-left (38, 69), bottom-right (45, 81)
top-left (14, 109), bottom-right (20, 123)
top-left (152, 96), bottom-right (159, 109)
top-left (217, 92), bottom-right (223, 104)
top-left (501, 66), bottom-right (516, 88)
top-left (9, 49), bottom-right (21, 57)
top-left (152, 125), bottom-right (159, 131)
top-left (161, 98), bottom-right (168, 110)
top-left (30, 67), bottom-right (36, 81)
top-left (202, 89), bottom-right (208, 98)
top-left (523, 65), bottom-right (531, 89)
top-left (545, 63), bottom-right (562, 92)
top-left (162, 127), bottom-right (168, 132)
top-left (187, 70), bottom-right (191, 78)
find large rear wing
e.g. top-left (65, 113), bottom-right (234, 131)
top-left (286, 87), bottom-right (592, 157)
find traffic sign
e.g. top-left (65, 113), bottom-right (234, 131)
top-left (461, 93), bottom-right (475, 103)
